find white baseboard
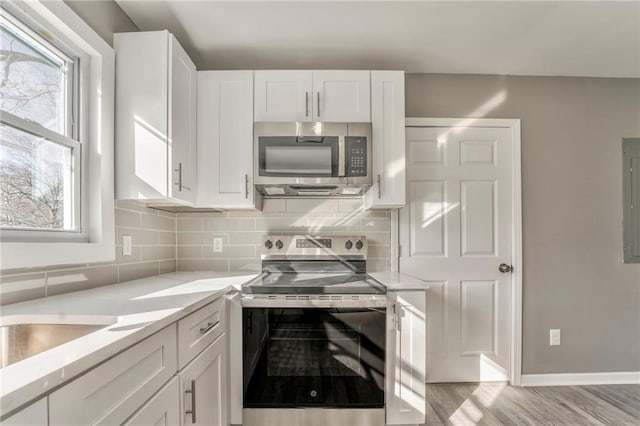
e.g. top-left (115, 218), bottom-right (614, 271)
top-left (521, 371), bottom-right (640, 387)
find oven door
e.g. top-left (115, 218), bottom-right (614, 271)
top-left (258, 136), bottom-right (339, 178)
top-left (243, 307), bottom-right (385, 408)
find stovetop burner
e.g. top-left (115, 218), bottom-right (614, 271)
top-left (241, 235), bottom-right (386, 296)
top-left (241, 271), bottom-right (386, 295)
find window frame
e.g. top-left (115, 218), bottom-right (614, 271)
top-left (0, 0), bottom-right (115, 269)
top-left (0, 4), bottom-right (86, 241)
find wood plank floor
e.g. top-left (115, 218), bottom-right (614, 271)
top-left (424, 383), bottom-right (640, 425)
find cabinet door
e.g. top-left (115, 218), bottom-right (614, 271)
top-left (124, 377), bottom-right (180, 426)
top-left (365, 71), bottom-right (405, 209)
top-left (254, 71), bottom-right (312, 122)
top-left (180, 334), bottom-right (227, 426)
top-left (49, 325), bottom-right (177, 425)
top-left (169, 34), bottom-right (197, 203)
top-left (1, 398), bottom-right (47, 426)
top-left (386, 291), bottom-right (426, 425)
top-left (312, 70), bottom-right (370, 122)
top-left (114, 31), bottom-right (169, 201)
top-left (197, 71), bottom-right (255, 208)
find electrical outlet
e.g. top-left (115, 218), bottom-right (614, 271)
top-left (550, 329), bottom-right (561, 346)
top-left (213, 237), bottom-right (223, 253)
top-left (122, 235), bottom-right (132, 256)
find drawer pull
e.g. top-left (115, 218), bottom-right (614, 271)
top-left (199, 320), bottom-right (220, 334)
top-left (185, 379), bottom-right (196, 423)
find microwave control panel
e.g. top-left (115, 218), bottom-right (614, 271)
top-left (345, 137), bottom-right (368, 177)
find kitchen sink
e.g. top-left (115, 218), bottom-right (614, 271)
top-left (0, 316), bottom-right (117, 368)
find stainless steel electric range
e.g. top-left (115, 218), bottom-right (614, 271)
top-left (241, 235), bottom-right (387, 426)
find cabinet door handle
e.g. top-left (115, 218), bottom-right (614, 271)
top-left (377, 174), bottom-right (382, 199)
top-left (199, 320), bottom-right (220, 334)
top-left (185, 379), bottom-right (197, 423)
top-left (245, 174), bottom-right (249, 199)
top-left (317, 91), bottom-right (320, 117)
top-left (174, 162), bottom-right (183, 192)
top-left (305, 92), bottom-right (309, 117)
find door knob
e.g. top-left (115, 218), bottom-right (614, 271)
top-left (499, 263), bottom-right (513, 273)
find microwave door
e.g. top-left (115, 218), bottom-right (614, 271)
top-left (259, 136), bottom-right (339, 177)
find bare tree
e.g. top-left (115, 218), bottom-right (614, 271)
top-left (1, 25), bottom-right (66, 229)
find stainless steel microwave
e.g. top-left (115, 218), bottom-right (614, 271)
top-left (254, 122), bottom-right (372, 197)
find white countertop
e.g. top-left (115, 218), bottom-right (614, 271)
top-left (369, 271), bottom-right (429, 290)
top-left (0, 269), bottom-right (426, 415)
top-left (0, 271), bottom-right (258, 415)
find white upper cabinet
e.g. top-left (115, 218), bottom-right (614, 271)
top-left (169, 36), bottom-right (197, 204)
top-left (114, 31), bottom-right (197, 204)
top-left (313, 70), bottom-right (370, 122)
top-left (254, 70), bottom-right (370, 122)
top-left (197, 71), bottom-right (256, 208)
top-left (254, 71), bottom-right (312, 122)
top-left (365, 70), bottom-right (406, 209)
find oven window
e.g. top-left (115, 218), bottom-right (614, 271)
top-left (265, 146), bottom-right (332, 175)
top-left (243, 308), bottom-right (385, 408)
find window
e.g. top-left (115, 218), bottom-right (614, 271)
top-left (0, 0), bottom-right (115, 270)
top-left (1, 7), bottom-right (81, 236)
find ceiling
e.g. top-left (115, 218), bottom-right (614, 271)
top-left (115, 1), bottom-right (640, 78)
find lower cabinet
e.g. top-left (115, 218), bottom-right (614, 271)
top-left (385, 290), bottom-right (427, 425)
top-left (49, 325), bottom-right (178, 425)
top-left (12, 298), bottom-right (229, 426)
top-left (179, 334), bottom-right (227, 426)
top-left (1, 398), bottom-right (47, 426)
top-left (124, 377), bottom-right (180, 426)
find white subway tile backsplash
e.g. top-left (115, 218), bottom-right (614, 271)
top-left (286, 198), bottom-right (339, 212)
top-left (140, 213), bottom-right (175, 231)
top-left (115, 208), bottom-right (141, 228)
top-left (0, 273), bottom-right (46, 305)
top-left (159, 259), bottom-right (177, 274)
top-left (177, 245), bottom-right (203, 259)
top-left (177, 259), bottom-right (229, 272)
top-left (118, 261), bottom-right (160, 282)
top-left (176, 198), bottom-right (391, 274)
top-left (2, 198), bottom-right (391, 305)
top-left (1, 202), bottom-right (177, 304)
top-left (47, 265), bottom-right (118, 296)
top-left (140, 245), bottom-right (176, 261)
top-left (177, 218), bottom-right (204, 231)
top-left (261, 198), bottom-right (286, 212)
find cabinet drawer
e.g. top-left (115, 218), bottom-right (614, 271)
top-left (178, 297), bottom-right (225, 369)
top-left (49, 325), bottom-right (177, 425)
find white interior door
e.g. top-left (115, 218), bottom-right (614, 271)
top-left (400, 125), bottom-right (513, 383)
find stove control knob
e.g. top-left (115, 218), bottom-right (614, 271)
top-left (345, 240), bottom-right (353, 250)
top-left (355, 240), bottom-right (364, 250)
top-left (275, 240), bottom-right (284, 250)
top-left (264, 240), bottom-right (273, 249)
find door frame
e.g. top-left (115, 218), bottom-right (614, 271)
top-left (394, 117), bottom-right (523, 386)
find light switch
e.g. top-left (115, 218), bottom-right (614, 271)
top-left (549, 329), bottom-right (561, 346)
